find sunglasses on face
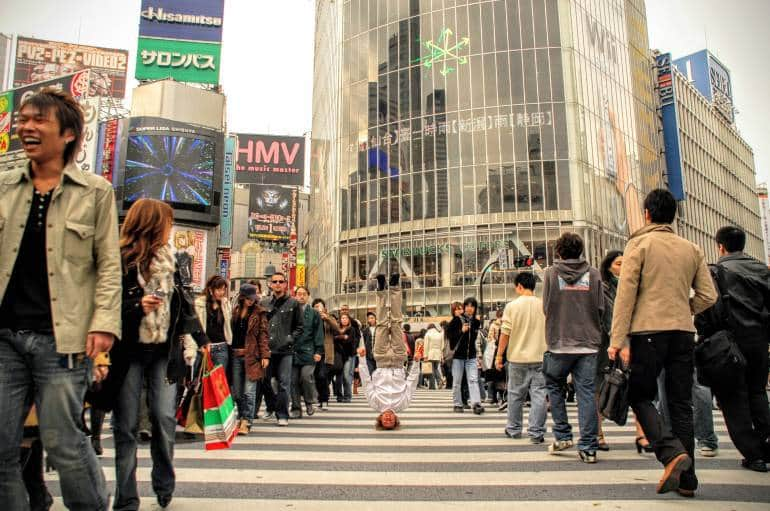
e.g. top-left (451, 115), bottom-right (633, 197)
top-left (271, 280), bottom-right (285, 284)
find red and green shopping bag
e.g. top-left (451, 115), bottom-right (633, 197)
top-left (201, 348), bottom-right (238, 450)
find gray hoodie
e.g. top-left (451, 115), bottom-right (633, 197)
top-left (542, 258), bottom-right (605, 352)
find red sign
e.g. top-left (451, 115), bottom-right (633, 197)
top-left (100, 119), bottom-right (118, 183)
top-left (234, 133), bottom-right (305, 186)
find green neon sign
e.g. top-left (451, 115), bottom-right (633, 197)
top-left (414, 28), bottom-right (470, 76)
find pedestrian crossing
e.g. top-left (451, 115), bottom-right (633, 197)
top-left (51, 389), bottom-right (769, 510)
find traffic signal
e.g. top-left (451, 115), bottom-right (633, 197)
top-left (513, 256), bottom-right (534, 268)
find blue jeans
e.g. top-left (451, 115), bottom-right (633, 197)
top-left (209, 342), bottom-right (230, 377)
top-left (693, 371), bottom-right (718, 449)
top-left (270, 353), bottom-right (293, 419)
top-left (506, 362), bottom-right (548, 439)
top-left (112, 346), bottom-right (177, 511)
top-left (0, 329), bottom-right (108, 511)
top-left (543, 351), bottom-right (599, 452)
top-left (334, 357), bottom-right (354, 401)
top-left (231, 355), bottom-right (257, 423)
top-left (452, 358), bottom-right (481, 407)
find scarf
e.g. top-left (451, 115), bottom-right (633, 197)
top-left (137, 245), bottom-right (175, 344)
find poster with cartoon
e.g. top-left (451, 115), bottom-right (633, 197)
top-left (171, 225), bottom-right (208, 291)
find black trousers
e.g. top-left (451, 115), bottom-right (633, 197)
top-left (314, 361), bottom-right (330, 404)
top-left (711, 331), bottom-right (770, 462)
top-left (255, 363), bottom-right (276, 415)
top-left (629, 332), bottom-right (697, 490)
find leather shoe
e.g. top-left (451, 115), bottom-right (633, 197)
top-left (157, 494), bottom-right (172, 508)
top-left (306, 404), bottom-right (316, 416)
top-left (741, 458), bottom-right (768, 472)
top-left (676, 488), bottom-right (695, 498)
top-left (656, 453), bottom-right (692, 494)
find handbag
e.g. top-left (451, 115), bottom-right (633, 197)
top-left (694, 264), bottom-right (747, 388)
top-left (695, 330), bottom-right (746, 388)
top-left (421, 360), bottom-right (433, 375)
top-left (201, 348), bottom-right (238, 450)
top-left (597, 358), bottom-right (631, 426)
top-left (176, 363), bottom-right (204, 434)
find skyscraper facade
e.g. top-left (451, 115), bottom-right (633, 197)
top-left (309, 0), bottom-right (662, 315)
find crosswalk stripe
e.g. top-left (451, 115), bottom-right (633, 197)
top-left (47, 388), bottom-right (765, 510)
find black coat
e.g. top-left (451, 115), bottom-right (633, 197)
top-left (446, 315), bottom-right (481, 360)
top-left (261, 294), bottom-right (304, 356)
top-left (89, 266), bottom-right (203, 411)
top-left (361, 325), bottom-right (377, 369)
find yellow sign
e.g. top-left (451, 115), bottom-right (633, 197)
top-left (296, 265), bottom-right (306, 286)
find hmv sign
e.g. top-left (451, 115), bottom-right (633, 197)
top-left (234, 133), bottom-right (305, 186)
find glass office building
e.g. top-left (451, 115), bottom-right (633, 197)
top-left (309, 0), bottom-right (663, 315)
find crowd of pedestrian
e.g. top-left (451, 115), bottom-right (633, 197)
top-left (0, 89), bottom-right (768, 510)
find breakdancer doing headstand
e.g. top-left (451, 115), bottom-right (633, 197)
top-left (357, 273), bottom-right (422, 430)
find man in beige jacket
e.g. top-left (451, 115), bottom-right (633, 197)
top-left (609, 189), bottom-right (717, 498)
top-left (0, 89), bottom-right (121, 510)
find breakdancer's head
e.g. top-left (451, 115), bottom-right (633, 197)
top-left (376, 409), bottom-right (400, 430)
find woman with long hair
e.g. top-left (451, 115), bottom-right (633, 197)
top-left (334, 313), bottom-right (358, 403)
top-left (111, 199), bottom-right (203, 510)
top-left (313, 298), bottom-right (340, 410)
top-left (194, 275), bottom-right (232, 378)
top-left (446, 297), bottom-right (484, 415)
top-left (230, 284), bottom-right (270, 435)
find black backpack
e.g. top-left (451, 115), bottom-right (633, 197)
top-left (694, 265), bottom-right (747, 388)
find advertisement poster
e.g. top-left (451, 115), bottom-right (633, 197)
top-left (171, 225), bottom-right (208, 291)
top-left (14, 37), bottom-right (128, 98)
top-left (216, 247), bottom-right (230, 279)
top-left (76, 97), bottom-right (100, 173)
top-left (135, 37), bottom-right (221, 85)
top-left (8, 70), bottom-right (91, 154)
top-left (139, 0), bottom-right (225, 43)
top-left (248, 185), bottom-right (297, 242)
top-left (235, 134), bottom-right (305, 186)
top-left (0, 91), bottom-right (12, 155)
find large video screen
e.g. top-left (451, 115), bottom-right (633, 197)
top-left (124, 134), bottom-right (215, 208)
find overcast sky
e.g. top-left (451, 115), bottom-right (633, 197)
top-left (1, 0), bottom-right (767, 186)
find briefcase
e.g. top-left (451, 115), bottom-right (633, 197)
top-left (597, 359), bottom-right (630, 426)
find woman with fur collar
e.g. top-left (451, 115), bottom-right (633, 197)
top-left (110, 199), bottom-right (205, 510)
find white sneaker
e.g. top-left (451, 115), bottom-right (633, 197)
top-left (277, 418), bottom-right (289, 427)
top-left (699, 446), bottom-right (718, 457)
top-left (548, 439), bottom-right (574, 454)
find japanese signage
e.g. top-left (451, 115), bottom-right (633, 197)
top-left (76, 97), bottom-right (100, 173)
top-left (219, 136), bottom-right (235, 247)
top-left (656, 53), bottom-right (685, 201)
top-left (235, 134), bottom-right (305, 186)
top-left (99, 118), bottom-right (119, 182)
top-left (217, 247), bottom-right (230, 279)
top-left (379, 240), bottom-right (509, 259)
top-left (673, 50), bottom-right (734, 124)
top-left (140, 0), bottom-right (224, 43)
top-left (0, 91), bottom-right (12, 155)
top-left (248, 185), bottom-right (298, 242)
top-left (347, 111), bottom-right (553, 152)
top-left (135, 37), bottom-right (221, 85)
top-left (14, 37), bottom-right (128, 98)
top-left (171, 225), bottom-right (208, 291)
top-left (7, 70), bottom-right (91, 154)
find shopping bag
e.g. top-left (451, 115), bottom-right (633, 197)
top-left (201, 349), bottom-right (238, 450)
top-left (421, 360), bottom-right (433, 375)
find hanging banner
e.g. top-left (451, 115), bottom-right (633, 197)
top-left (248, 185), bottom-right (297, 242)
top-left (171, 225), bottom-right (208, 291)
top-left (76, 97), bottom-right (100, 173)
top-left (99, 118), bottom-right (119, 182)
top-left (219, 135), bottom-right (235, 247)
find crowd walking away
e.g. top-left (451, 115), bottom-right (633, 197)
top-left (0, 88), bottom-right (768, 510)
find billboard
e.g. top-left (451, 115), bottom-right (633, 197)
top-left (219, 136), bottom-right (235, 247)
top-left (235, 134), bottom-right (305, 186)
top-left (14, 37), bottom-right (128, 98)
top-left (170, 225), bottom-right (208, 291)
top-left (673, 50), bottom-right (734, 124)
top-left (656, 53), bottom-right (685, 201)
top-left (248, 185), bottom-right (298, 242)
top-left (135, 37), bottom-right (221, 85)
top-left (117, 116), bottom-right (223, 225)
top-left (7, 70), bottom-right (91, 154)
top-left (139, 0), bottom-right (224, 43)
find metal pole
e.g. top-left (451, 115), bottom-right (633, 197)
top-left (478, 258), bottom-right (498, 329)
